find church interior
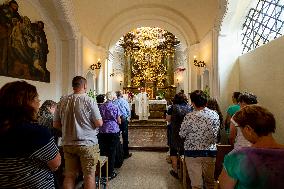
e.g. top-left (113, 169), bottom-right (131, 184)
top-left (1, 0), bottom-right (284, 188)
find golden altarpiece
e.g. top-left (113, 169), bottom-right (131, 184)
top-left (119, 27), bottom-right (179, 119)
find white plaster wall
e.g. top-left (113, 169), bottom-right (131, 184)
top-left (199, 31), bottom-right (213, 93)
top-left (0, 0), bottom-right (59, 103)
top-left (188, 44), bottom-right (199, 92)
top-left (239, 36), bottom-right (284, 143)
top-left (81, 37), bottom-right (107, 95)
top-left (218, 31), bottom-right (241, 115)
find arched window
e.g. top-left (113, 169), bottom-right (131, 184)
top-left (241, 0), bottom-right (284, 53)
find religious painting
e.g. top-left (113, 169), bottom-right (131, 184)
top-left (0, 0), bottom-right (50, 82)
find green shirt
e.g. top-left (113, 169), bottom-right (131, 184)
top-left (227, 104), bottom-right (240, 117)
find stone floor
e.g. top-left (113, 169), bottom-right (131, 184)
top-left (109, 151), bottom-right (183, 189)
top-left (128, 119), bottom-right (168, 151)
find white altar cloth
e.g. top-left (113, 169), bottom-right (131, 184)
top-left (149, 99), bottom-right (167, 105)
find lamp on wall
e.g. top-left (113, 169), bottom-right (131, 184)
top-left (193, 56), bottom-right (206, 67)
top-left (90, 59), bottom-right (102, 70)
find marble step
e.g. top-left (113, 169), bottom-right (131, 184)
top-left (128, 125), bottom-right (168, 151)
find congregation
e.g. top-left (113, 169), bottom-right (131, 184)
top-left (1, 76), bottom-right (284, 189)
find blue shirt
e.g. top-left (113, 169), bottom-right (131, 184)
top-left (114, 97), bottom-right (131, 118)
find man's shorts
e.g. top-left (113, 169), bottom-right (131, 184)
top-left (63, 144), bottom-right (99, 176)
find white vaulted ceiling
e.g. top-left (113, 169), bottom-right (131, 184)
top-left (40, 0), bottom-right (227, 48)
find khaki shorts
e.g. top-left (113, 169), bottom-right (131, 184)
top-left (185, 157), bottom-right (216, 189)
top-left (63, 144), bottom-right (99, 176)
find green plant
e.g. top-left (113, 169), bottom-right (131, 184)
top-left (157, 91), bottom-right (165, 99)
top-left (204, 85), bottom-right (210, 98)
top-left (87, 89), bottom-right (96, 99)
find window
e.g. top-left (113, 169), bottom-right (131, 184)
top-left (241, 0), bottom-right (284, 53)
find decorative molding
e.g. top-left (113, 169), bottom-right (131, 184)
top-left (52, 0), bottom-right (80, 39)
top-left (174, 45), bottom-right (188, 71)
top-left (214, 0), bottom-right (229, 32)
top-left (112, 50), bottom-right (125, 75)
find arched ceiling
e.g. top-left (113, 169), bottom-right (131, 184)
top-left (40, 0), bottom-right (227, 49)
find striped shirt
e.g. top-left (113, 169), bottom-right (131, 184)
top-left (0, 123), bottom-right (59, 188)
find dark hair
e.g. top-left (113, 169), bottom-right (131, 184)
top-left (115, 91), bottom-right (122, 98)
top-left (172, 92), bottom-right (188, 105)
top-left (207, 97), bottom-right (223, 124)
top-left (9, 0), bottom-right (18, 6)
top-left (233, 105), bottom-right (275, 136)
top-left (0, 81), bottom-right (38, 132)
top-left (190, 90), bottom-right (207, 108)
top-left (238, 92), bottom-right (258, 105)
top-left (233, 92), bottom-right (241, 103)
top-left (72, 76), bottom-right (86, 89)
top-left (38, 100), bottom-right (56, 115)
top-left (96, 94), bottom-right (105, 103)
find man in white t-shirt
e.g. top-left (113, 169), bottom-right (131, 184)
top-left (54, 76), bottom-right (103, 189)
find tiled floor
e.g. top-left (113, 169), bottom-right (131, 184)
top-left (109, 151), bottom-right (183, 189)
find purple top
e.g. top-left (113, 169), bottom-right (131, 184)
top-left (224, 147), bottom-right (284, 189)
top-left (98, 101), bottom-right (121, 133)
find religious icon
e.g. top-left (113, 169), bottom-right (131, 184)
top-left (0, 1), bottom-right (50, 82)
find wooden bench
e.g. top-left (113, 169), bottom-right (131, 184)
top-left (214, 144), bottom-right (233, 180)
top-left (179, 155), bottom-right (191, 189)
top-left (97, 156), bottom-right (108, 189)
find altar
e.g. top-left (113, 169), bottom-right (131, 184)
top-left (131, 99), bottom-right (167, 119)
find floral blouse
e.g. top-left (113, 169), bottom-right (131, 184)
top-left (179, 107), bottom-right (220, 151)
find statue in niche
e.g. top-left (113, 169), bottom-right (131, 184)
top-left (0, 0), bottom-right (50, 82)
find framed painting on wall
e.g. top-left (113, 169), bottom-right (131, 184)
top-left (0, 0), bottom-right (50, 82)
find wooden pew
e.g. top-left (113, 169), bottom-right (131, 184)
top-left (214, 144), bottom-right (233, 180)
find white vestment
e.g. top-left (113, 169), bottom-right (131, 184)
top-left (135, 92), bottom-right (150, 120)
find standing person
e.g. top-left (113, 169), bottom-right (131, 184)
top-left (207, 97), bottom-right (224, 144)
top-left (219, 105), bottom-right (284, 189)
top-left (98, 91), bottom-right (121, 180)
top-left (38, 100), bottom-right (61, 145)
top-left (0, 81), bottom-right (61, 188)
top-left (53, 76), bottom-right (103, 189)
top-left (134, 87), bottom-right (149, 120)
top-left (114, 90), bottom-right (132, 159)
top-left (224, 92), bottom-right (241, 138)
top-left (96, 94), bottom-right (105, 108)
top-left (229, 92), bottom-right (257, 149)
top-left (167, 92), bottom-right (193, 179)
top-left (180, 90), bottom-right (220, 189)
top-left (38, 100), bottom-right (62, 188)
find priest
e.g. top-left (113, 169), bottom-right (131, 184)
top-left (134, 87), bottom-right (150, 120)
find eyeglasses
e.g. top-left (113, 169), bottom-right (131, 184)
top-left (230, 118), bottom-right (239, 127)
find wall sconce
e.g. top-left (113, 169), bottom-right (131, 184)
top-left (90, 59), bottom-right (102, 70)
top-left (193, 56), bottom-right (206, 67)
